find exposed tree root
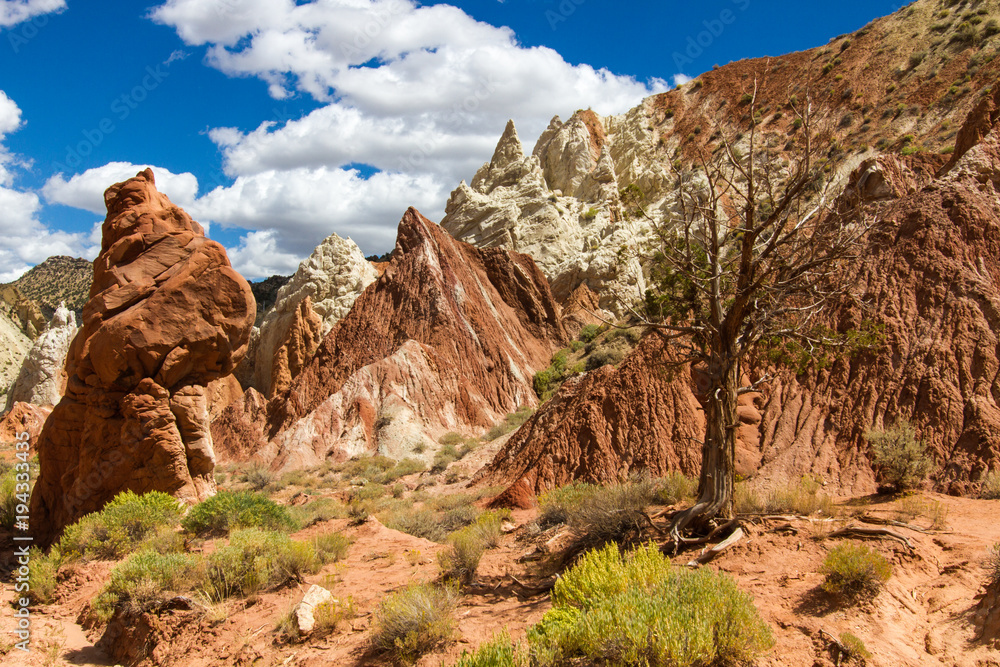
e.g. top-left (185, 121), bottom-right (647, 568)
top-left (856, 513), bottom-right (931, 533)
top-left (826, 525), bottom-right (914, 550)
top-left (687, 527), bottom-right (745, 567)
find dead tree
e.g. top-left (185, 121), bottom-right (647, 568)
top-left (625, 81), bottom-right (875, 539)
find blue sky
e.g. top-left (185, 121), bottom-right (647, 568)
top-left (0, 0), bottom-right (903, 280)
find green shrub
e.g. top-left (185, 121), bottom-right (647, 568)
top-left (0, 467), bottom-right (24, 530)
top-left (380, 507), bottom-right (447, 542)
top-left (351, 482), bottom-right (390, 502)
top-left (468, 509), bottom-right (509, 548)
top-left (606, 327), bottom-right (643, 344)
top-left (338, 455), bottom-right (396, 480)
top-left (439, 527), bottom-right (486, 584)
top-left (239, 463), bottom-right (275, 491)
top-left (312, 531), bottom-right (352, 562)
top-left (864, 419), bottom-right (932, 491)
top-left (60, 490), bottom-right (183, 560)
top-left (182, 490), bottom-right (295, 536)
top-left (432, 447), bottom-right (459, 473)
top-left (380, 458), bottom-right (427, 483)
top-left (310, 597), bottom-right (357, 636)
top-left (484, 406), bottom-right (535, 441)
top-left (454, 631), bottom-right (526, 667)
top-left (980, 471), bottom-right (1000, 499)
top-left (287, 497), bottom-right (346, 527)
top-left (440, 506), bottom-right (480, 533)
top-left (538, 482), bottom-right (599, 528)
top-left (655, 472), bottom-right (697, 506)
top-left (820, 543), bottom-right (892, 601)
top-left (539, 479), bottom-right (660, 549)
top-left (949, 21), bottom-right (978, 45)
top-left (985, 544), bottom-right (1000, 586)
top-left (200, 528), bottom-right (322, 602)
top-left (767, 476), bottom-right (835, 516)
top-left (578, 324), bottom-right (601, 343)
top-left (372, 583), bottom-right (458, 661)
top-left (92, 550), bottom-right (198, 621)
top-left (26, 547), bottom-right (59, 605)
top-left (565, 483), bottom-right (655, 550)
top-left (528, 543), bottom-right (774, 666)
top-left (909, 50), bottom-right (927, 68)
top-left (839, 632), bottom-right (872, 664)
top-left (584, 346), bottom-right (625, 371)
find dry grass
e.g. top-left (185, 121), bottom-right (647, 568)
top-left (735, 476), bottom-right (836, 516)
top-left (371, 583), bottom-right (458, 661)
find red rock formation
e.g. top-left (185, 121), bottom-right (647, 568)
top-left (941, 82), bottom-right (1000, 174)
top-left (0, 402), bottom-right (52, 447)
top-left (482, 90), bottom-right (1000, 498)
top-left (30, 169), bottom-right (255, 545)
top-left (976, 579), bottom-right (1000, 648)
top-left (211, 387), bottom-right (268, 463)
top-left (206, 374), bottom-right (244, 421)
top-left (253, 208), bottom-right (567, 469)
top-left (559, 283), bottom-right (609, 339)
top-left (268, 296), bottom-right (323, 398)
top-left (477, 334), bottom-right (763, 495)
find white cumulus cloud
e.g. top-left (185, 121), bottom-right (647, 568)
top-left (0, 90), bottom-right (98, 282)
top-left (42, 162), bottom-right (200, 214)
top-left (0, 0), bottom-right (65, 28)
top-left (191, 166), bottom-right (445, 261)
top-left (144, 0), bottom-right (669, 279)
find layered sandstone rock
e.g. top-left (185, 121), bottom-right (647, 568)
top-left (0, 310), bottom-right (31, 408)
top-left (211, 386), bottom-right (267, 463)
top-left (0, 284), bottom-right (46, 339)
top-left (477, 334), bottom-right (762, 496)
top-left (481, 89), bottom-right (1000, 498)
top-left (441, 117), bottom-right (649, 310)
top-left (976, 579), bottom-right (1000, 647)
top-left (248, 208), bottom-right (567, 470)
top-left (0, 402), bottom-right (51, 446)
top-left (30, 169), bottom-right (255, 545)
top-left (560, 283), bottom-right (612, 339)
top-left (251, 234), bottom-right (377, 397)
top-left (6, 303), bottom-right (77, 409)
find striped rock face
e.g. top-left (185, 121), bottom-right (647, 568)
top-left (30, 169), bottom-right (255, 546)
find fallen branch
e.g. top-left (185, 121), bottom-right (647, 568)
top-left (856, 513), bottom-right (931, 533)
top-left (826, 525), bottom-right (914, 549)
top-left (687, 527), bottom-right (745, 566)
top-left (818, 629), bottom-right (848, 667)
top-left (509, 575), bottom-right (556, 596)
top-left (742, 513), bottom-right (837, 523)
top-left (769, 522), bottom-right (799, 535)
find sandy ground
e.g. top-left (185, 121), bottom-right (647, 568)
top-left (2, 489), bottom-right (1000, 666)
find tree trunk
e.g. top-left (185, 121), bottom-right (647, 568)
top-left (668, 354), bottom-right (740, 539)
